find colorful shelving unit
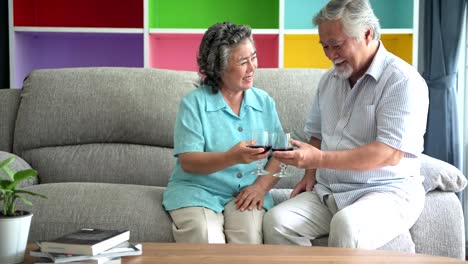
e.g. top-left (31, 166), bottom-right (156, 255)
top-left (147, 0), bottom-right (279, 71)
top-left (8, 0), bottom-right (417, 88)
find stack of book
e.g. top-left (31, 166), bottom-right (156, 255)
top-left (30, 228), bottom-right (142, 264)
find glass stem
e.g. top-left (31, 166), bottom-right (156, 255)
top-left (280, 163), bottom-right (287, 174)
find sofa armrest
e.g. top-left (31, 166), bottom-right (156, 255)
top-left (420, 154), bottom-right (467, 193)
top-left (0, 89), bottom-right (21, 152)
top-left (411, 191), bottom-right (465, 259)
top-left (0, 151), bottom-right (37, 187)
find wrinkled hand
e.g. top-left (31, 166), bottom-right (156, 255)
top-left (228, 140), bottom-right (270, 164)
top-left (234, 184), bottom-right (266, 211)
top-left (290, 173), bottom-right (316, 198)
top-left (272, 139), bottom-right (322, 169)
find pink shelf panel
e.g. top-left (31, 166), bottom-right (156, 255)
top-left (149, 33), bottom-right (279, 71)
top-left (149, 33), bottom-right (203, 71)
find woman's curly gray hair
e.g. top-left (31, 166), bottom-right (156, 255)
top-left (197, 22), bottom-right (254, 93)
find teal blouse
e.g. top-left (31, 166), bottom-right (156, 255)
top-left (163, 86), bottom-right (283, 213)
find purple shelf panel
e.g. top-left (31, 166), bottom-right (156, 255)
top-left (14, 32), bottom-right (144, 88)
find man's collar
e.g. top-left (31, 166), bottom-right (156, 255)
top-left (364, 41), bottom-right (388, 81)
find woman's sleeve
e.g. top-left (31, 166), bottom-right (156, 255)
top-left (174, 95), bottom-right (205, 156)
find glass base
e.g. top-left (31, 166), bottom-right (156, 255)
top-left (273, 172), bottom-right (291, 178)
top-left (252, 169), bottom-right (269, 176)
top-left (274, 163), bottom-right (290, 177)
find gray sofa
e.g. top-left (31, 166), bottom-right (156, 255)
top-left (0, 67), bottom-right (466, 259)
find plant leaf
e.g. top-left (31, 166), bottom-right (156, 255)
top-left (0, 179), bottom-right (15, 190)
top-left (15, 189), bottom-right (48, 199)
top-left (0, 158), bottom-right (46, 215)
top-left (0, 157), bottom-right (16, 179)
top-left (0, 157), bottom-right (15, 169)
top-left (13, 169), bottom-right (38, 183)
top-left (18, 196), bottom-right (33, 206)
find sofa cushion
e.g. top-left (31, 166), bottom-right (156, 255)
top-left (0, 89), bottom-right (21, 152)
top-left (254, 68), bottom-right (325, 143)
top-left (15, 67), bottom-right (198, 154)
top-left (21, 144), bottom-right (174, 186)
top-left (312, 230), bottom-right (416, 253)
top-left (272, 153), bottom-right (468, 193)
top-left (420, 154), bottom-right (467, 193)
top-left (13, 68), bottom-right (198, 186)
top-left (20, 182), bottom-right (174, 243)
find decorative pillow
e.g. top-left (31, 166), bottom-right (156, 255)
top-left (420, 154), bottom-right (467, 193)
top-left (0, 151), bottom-right (37, 187)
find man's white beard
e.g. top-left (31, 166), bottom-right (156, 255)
top-left (334, 63), bottom-right (353, 79)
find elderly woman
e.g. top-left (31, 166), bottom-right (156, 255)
top-left (162, 22), bottom-right (282, 244)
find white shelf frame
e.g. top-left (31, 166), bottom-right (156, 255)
top-left (8, 0), bottom-right (420, 88)
top-left (14, 27), bottom-right (144, 33)
top-left (8, 0), bottom-right (14, 88)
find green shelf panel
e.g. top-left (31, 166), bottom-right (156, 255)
top-left (149, 0), bottom-right (279, 29)
top-left (370, 0), bottom-right (413, 29)
top-left (285, 0), bottom-right (413, 29)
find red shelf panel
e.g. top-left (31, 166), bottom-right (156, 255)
top-left (254, 34), bottom-right (279, 68)
top-left (14, 0), bottom-right (143, 28)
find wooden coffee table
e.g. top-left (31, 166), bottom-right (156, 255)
top-left (24, 243), bottom-right (465, 263)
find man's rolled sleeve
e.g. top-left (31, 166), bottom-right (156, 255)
top-left (376, 73), bottom-right (428, 157)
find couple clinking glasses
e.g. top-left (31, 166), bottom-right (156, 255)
top-left (248, 130), bottom-right (293, 178)
top-left (162, 0), bottom-right (428, 250)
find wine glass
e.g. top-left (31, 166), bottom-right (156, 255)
top-left (249, 130), bottom-right (271, 176)
top-left (272, 132), bottom-right (293, 177)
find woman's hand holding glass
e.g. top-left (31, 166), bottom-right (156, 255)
top-left (226, 140), bottom-right (269, 165)
top-left (248, 130), bottom-right (272, 176)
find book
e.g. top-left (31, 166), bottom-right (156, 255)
top-left (34, 257), bottom-right (121, 264)
top-left (31, 242), bottom-right (142, 264)
top-left (37, 228), bottom-right (130, 255)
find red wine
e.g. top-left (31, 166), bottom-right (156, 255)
top-left (248, 145), bottom-right (272, 154)
top-left (272, 147), bottom-right (294, 152)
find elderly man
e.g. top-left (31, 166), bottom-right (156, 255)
top-left (263, 0), bottom-right (429, 249)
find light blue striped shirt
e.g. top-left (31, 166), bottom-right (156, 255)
top-left (304, 43), bottom-right (429, 209)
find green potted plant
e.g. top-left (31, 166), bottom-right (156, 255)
top-left (0, 156), bottom-right (47, 264)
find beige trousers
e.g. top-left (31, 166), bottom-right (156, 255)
top-left (169, 199), bottom-right (265, 244)
top-left (263, 186), bottom-right (425, 249)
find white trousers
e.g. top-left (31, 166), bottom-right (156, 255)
top-left (263, 186), bottom-right (425, 249)
top-left (169, 199), bottom-right (265, 244)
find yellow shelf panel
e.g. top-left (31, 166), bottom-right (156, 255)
top-left (284, 34), bottom-right (331, 69)
top-left (380, 34), bottom-right (413, 65)
top-left (284, 34), bottom-right (413, 68)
